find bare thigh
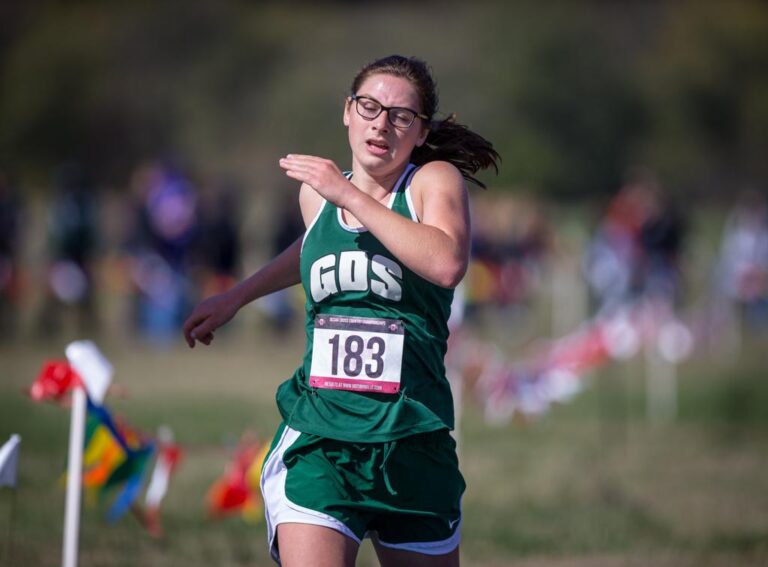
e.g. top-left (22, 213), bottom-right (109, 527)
top-left (372, 534), bottom-right (460, 567)
top-left (277, 523), bottom-right (359, 567)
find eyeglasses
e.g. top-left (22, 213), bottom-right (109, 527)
top-left (351, 95), bottom-right (428, 129)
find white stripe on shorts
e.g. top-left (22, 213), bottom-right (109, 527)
top-left (260, 424), bottom-right (361, 564)
top-left (374, 517), bottom-right (462, 556)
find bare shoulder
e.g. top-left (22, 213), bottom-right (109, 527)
top-left (410, 161), bottom-right (467, 221)
top-left (298, 183), bottom-right (324, 227)
top-left (411, 161), bottom-right (467, 219)
top-left (411, 160), bottom-right (465, 193)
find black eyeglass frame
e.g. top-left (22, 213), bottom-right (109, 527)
top-left (350, 95), bottom-right (429, 129)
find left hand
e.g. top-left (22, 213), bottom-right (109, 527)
top-left (279, 154), bottom-right (352, 207)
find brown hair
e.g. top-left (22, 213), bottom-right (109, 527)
top-left (351, 55), bottom-right (500, 188)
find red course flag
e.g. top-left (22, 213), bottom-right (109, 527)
top-left (29, 360), bottom-right (82, 402)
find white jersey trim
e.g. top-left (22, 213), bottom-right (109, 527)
top-left (402, 165), bottom-right (420, 222)
top-left (336, 164), bottom-right (416, 233)
top-left (301, 199), bottom-right (328, 254)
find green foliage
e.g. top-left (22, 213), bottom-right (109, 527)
top-left (637, 0), bottom-right (768, 194)
top-left (0, 1), bottom-right (766, 198)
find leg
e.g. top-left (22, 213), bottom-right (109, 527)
top-left (368, 431), bottom-right (464, 567)
top-left (372, 535), bottom-right (459, 567)
top-left (277, 522), bottom-right (359, 567)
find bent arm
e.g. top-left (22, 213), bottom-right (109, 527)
top-left (229, 236), bottom-right (303, 308)
top-left (344, 162), bottom-right (470, 288)
top-left (183, 236), bottom-right (302, 347)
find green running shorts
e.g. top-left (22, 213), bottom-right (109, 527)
top-left (260, 422), bottom-right (465, 563)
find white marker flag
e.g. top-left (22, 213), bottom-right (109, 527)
top-left (65, 340), bottom-right (113, 404)
top-left (0, 434), bottom-right (21, 488)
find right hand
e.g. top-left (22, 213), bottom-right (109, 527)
top-left (182, 291), bottom-right (240, 348)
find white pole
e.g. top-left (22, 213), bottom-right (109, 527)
top-left (551, 227), bottom-right (588, 338)
top-left (643, 306), bottom-right (679, 426)
top-left (62, 386), bottom-right (87, 567)
top-left (645, 340), bottom-right (677, 424)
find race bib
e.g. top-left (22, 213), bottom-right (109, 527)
top-left (309, 314), bottom-right (404, 394)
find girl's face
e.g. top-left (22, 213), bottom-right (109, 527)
top-left (344, 73), bottom-right (429, 178)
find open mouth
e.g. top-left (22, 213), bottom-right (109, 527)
top-left (366, 139), bottom-right (389, 155)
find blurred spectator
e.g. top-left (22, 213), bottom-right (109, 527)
top-left (0, 169), bottom-right (22, 337)
top-left (637, 192), bottom-right (687, 305)
top-left (37, 162), bottom-right (100, 337)
top-left (193, 178), bottom-right (243, 298)
top-left (257, 191), bottom-right (304, 333)
top-left (126, 161), bottom-right (199, 344)
top-left (717, 189), bottom-right (768, 331)
top-left (466, 195), bottom-right (554, 319)
top-left (583, 169), bottom-right (671, 314)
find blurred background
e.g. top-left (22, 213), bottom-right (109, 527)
top-left (1, 1), bottom-right (767, 565)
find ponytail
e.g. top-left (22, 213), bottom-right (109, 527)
top-left (411, 114), bottom-right (500, 189)
top-left (351, 55), bottom-right (500, 188)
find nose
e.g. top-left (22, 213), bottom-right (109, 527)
top-left (371, 110), bottom-right (390, 132)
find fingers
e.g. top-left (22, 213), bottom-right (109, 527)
top-left (279, 158), bottom-right (315, 177)
top-left (282, 154), bottom-right (324, 163)
top-left (279, 155), bottom-right (333, 172)
top-left (279, 158), bottom-right (311, 181)
top-left (183, 310), bottom-right (217, 348)
top-left (184, 324), bottom-right (215, 348)
top-left (279, 155), bottom-right (341, 189)
top-left (189, 329), bottom-right (214, 346)
top-left (284, 170), bottom-right (308, 184)
top-left (192, 317), bottom-right (218, 341)
top-left (183, 293), bottom-right (234, 348)
top-left (280, 163), bottom-right (317, 189)
top-left (182, 315), bottom-right (203, 348)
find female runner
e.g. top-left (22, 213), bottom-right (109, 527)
top-left (183, 54), bottom-right (499, 566)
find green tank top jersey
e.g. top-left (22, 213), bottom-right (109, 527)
top-left (275, 163), bottom-right (456, 443)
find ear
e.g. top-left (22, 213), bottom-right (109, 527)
top-left (415, 125), bottom-right (430, 147)
top-left (343, 97), bottom-right (352, 127)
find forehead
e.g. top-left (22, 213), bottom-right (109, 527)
top-left (356, 73), bottom-right (421, 109)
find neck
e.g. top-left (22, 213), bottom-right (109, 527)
top-left (350, 161), bottom-right (410, 199)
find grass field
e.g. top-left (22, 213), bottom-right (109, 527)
top-left (1, 313), bottom-right (767, 566)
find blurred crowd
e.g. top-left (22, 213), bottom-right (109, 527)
top-left (0, 162), bottom-right (767, 346)
top-left (0, 161), bottom-right (248, 345)
top-left (456, 169), bottom-right (768, 344)
top-left (582, 169), bottom-right (687, 316)
top-left (122, 162), bottom-right (244, 343)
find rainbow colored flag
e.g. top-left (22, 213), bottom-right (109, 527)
top-left (82, 400), bottom-right (155, 522)
top-left (30, 348), bottom-right (181, 542)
